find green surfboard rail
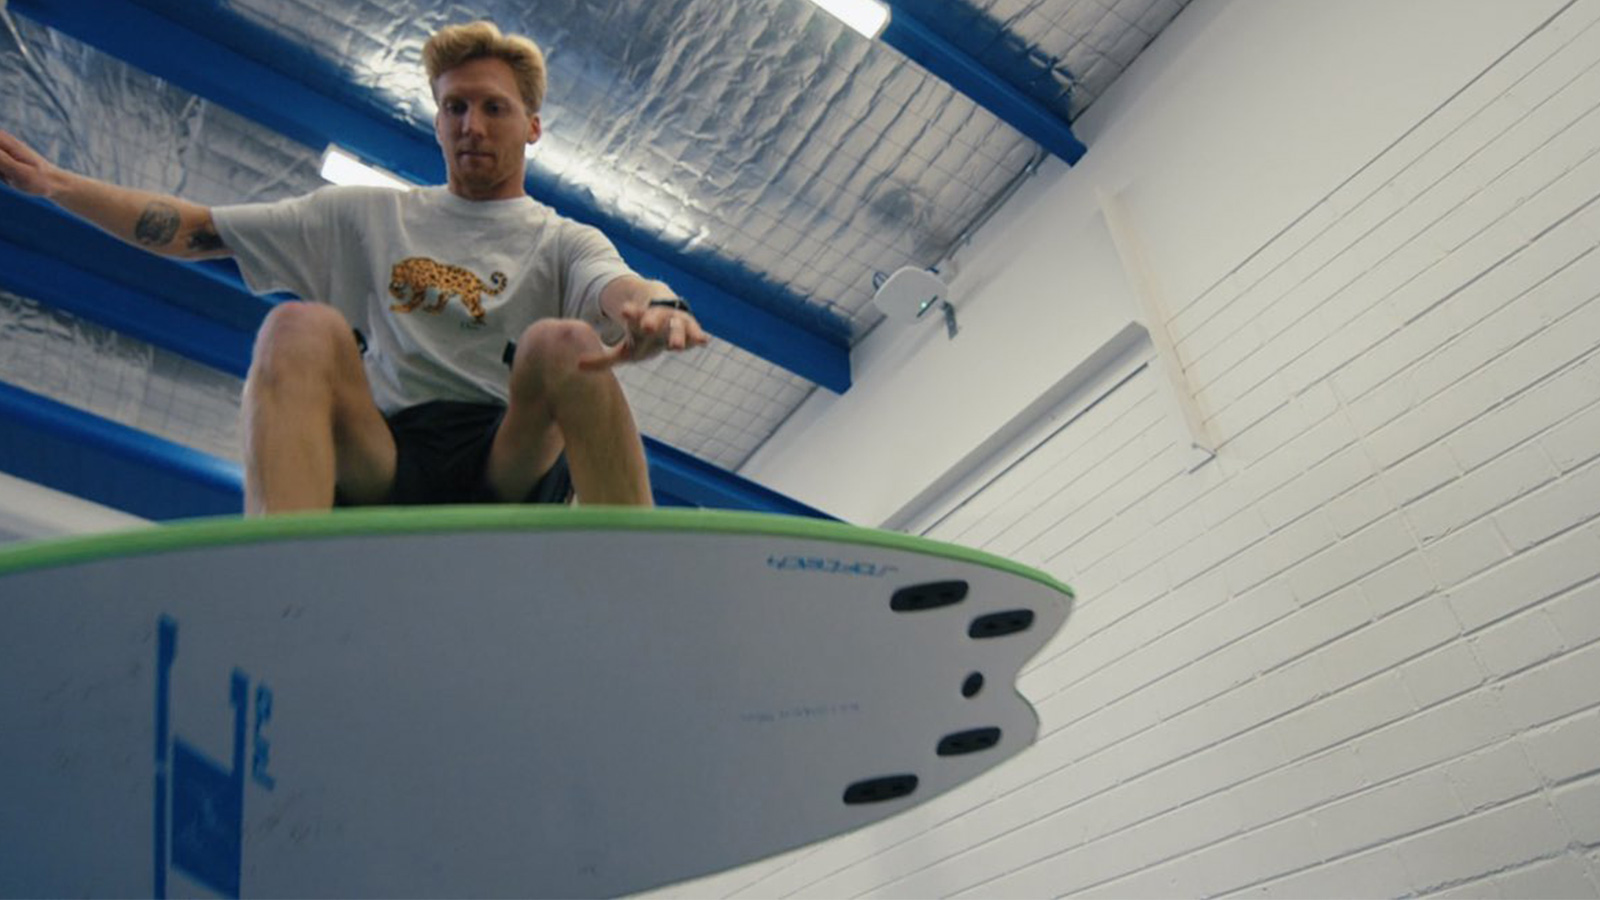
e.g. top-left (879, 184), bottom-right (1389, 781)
top-left (0, 506), bottom-right (1074, 598)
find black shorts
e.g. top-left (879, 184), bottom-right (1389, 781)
top-left (335, 400), bottom-right (572, 506)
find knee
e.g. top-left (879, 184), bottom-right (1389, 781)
top-left (510, 319), bottom-right (604, 382)
top-left (249, 302), bottom-right (357, 384)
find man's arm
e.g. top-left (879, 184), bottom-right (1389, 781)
top-left (579, 274), bottom-right (710, 370)
top-left (0, 128), bottom-right (228, 260)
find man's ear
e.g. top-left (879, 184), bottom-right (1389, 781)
top-left (527, 114), bottom-right (542, 145)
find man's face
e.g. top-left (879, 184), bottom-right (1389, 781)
top-left (433, 57), bottom-right (541, 201)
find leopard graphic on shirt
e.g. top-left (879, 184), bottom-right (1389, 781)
top-left (387, 256), bottom-right (507, 322)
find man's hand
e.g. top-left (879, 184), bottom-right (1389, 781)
top-left (579, 302), bottom-right (710, 371)
top-left (0, 129), bottom-right (60, 197)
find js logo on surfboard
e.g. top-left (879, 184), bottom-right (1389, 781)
top-left (766, 554), bottom-right (899, 577)
top-left (153, 616), bottom-right (275, 899)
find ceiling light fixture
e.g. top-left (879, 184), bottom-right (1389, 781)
top-left (807, 0), bottom-right (890, 39)
top-left (319, 145), bottom-right (412, 190)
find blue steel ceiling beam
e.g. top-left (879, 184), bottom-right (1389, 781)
top-left (0, 368), bottom-right (832, 518)
top-left (0, 380), bottom-right (245, 521)
top-left (0, 192), bottom-right (264, 376)
top-left (7, 0), bottom-right (852, 393)
top-left (0, 240), bottom-right (256, 378)
top-left (881, 6), bottom-right (1088, 165)
top-left (645, 441), bottom-right (834, 518)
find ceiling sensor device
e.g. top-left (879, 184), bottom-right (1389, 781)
top-left (872, 266), bottom-right (959, 337)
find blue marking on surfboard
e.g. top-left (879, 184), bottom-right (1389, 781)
top-left (154, 617), bottom-right (261, 899)
top-left (252, 684), bottom-right (276, 791)
top-left (766, 554), bottom-right (899, 578)
top-left (154, 617), bottom-right (175, 899)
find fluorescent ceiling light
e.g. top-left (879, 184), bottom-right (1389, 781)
top-left (807, 0), bottom-right (890, 39)
top-left (319, 145), bottom-right (412, 190)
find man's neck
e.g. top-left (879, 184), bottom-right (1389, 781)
top-left (447, 176), bottom-right (527, 202)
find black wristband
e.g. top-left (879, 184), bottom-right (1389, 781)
top-left (648, 297), bottom-right (692, 314)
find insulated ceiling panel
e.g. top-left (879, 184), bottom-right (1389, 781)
top-left (0, 11), bottom-right (326, 207)
top-left (0, 291), bottom-right (243, 461)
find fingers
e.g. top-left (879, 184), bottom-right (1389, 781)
top-left (620, 304), bottom-right (710, 353)
top-left (678, 313), bottom-right (710, 350)
top-left (0, 129), bottom-right (50, 196)
top-left (576, 340), bottom-right (628, 372)
top-left (658, 313), bottom-right (685, 351)
top-left (0, 132), bottom-right (21, 187)
top-left (579, 305), bottom-right (709, 373)
top-left (0, 129), bottom-right (33, 169)
top-left (666, 315), bottom-right (710, 351)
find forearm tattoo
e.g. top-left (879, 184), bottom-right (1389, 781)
top-left (133, 201), bottom-right (181, 246)
top-left (187, 223), bottom-right (225, 253)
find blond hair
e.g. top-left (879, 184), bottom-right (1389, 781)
top-left (423, 21), bottom-right (547, 114)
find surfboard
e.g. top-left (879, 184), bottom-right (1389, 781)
top-left (0, 506), bottom-right (1072, 898)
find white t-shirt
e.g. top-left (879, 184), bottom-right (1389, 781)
top-left (214, 184), bottom-right (635, 414)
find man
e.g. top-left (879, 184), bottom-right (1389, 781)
top-left (0, 20), bottom-right (706, 514)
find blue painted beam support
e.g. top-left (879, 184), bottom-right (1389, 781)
top-left (0, 371), bottom-right (830, 518)
top-left (881, 8), bottom-right (1088, 165)
top-left (0, 380), bottom-right (244, 521)
top-left (8, 0), bottom-right (852, 393)
top-left (0, 192), bottom-right (264, 377)
top-left (643, 440), bottom-right (834, 519)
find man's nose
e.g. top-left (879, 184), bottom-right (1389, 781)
top-left (459, 106), bottom-right (486, 135)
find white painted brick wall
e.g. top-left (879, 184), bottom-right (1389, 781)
top-left (1422, 517), bottom-right (1511, 588)
top-left (649, 2), bottom-right (1600, 897)
top-left (1491, 855), bottom-right (1600, 900)
top-left (1523, 705), bottom-right (1600, 784)
top-left (1397, 643), bottom-right (1486, 710)
top-left (1399, 794), bottom-right (1576, 893)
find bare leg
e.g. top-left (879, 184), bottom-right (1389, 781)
top-left (241, 302), bottom-right (396, 514)
top-left (486, 319), bottom-right (652, 506)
